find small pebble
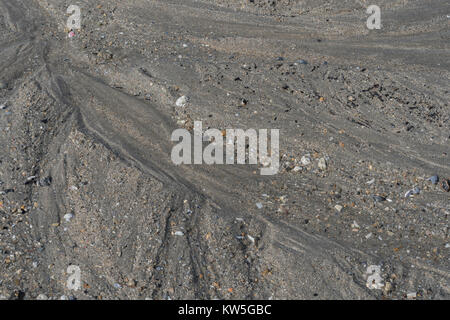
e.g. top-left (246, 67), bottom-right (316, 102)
top-left (39, 176), bottom-right (52, 186)
top-left (405, 187), bottom-right (420, 198)
top-left (372, 195), bottom-right (386, 202)
top-left (335, 205), bottom-right (343, 212)
top-left (383, 282), bottom-right (392, 295)
top-left (174, 231), bottom-right (184, 236)
top-left (427, 175), bottom-right (439, 185)
top-left (36, 294), bottom-right (48, 300)
top-left (256, 202), bottom-right (263, 209)
top-left (407, 292), bottom-right (417, 299)
top-left (24, 176), bottom-right (37, 184)
top-left (176, 95), bottom-right (189, 107)
top-left (63, 213), bottom-right (74, 222)
top-left (301, 156), bottom-right (311, 166)
top-left (127, 279), bottom-right (137, 287)
top-left (318, 158), bottom-right (327, 170)
top-left (442, 179), bottom-right (450, 192)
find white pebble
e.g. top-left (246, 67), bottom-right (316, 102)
top-left (176, 95), bottom-right (189, 107)
top-left (351, 221), bottom-right (360, 229)
top-left (63, 213), bottom-right (74, 222)
top-left (300, 156), bottom-right (311, 166)
top-left (318, 158), bottom-right (327, 170)
top-left (407, 292), bottom-right (416, 299)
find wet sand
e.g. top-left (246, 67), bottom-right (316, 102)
top-left (0, 0), bottom-right (449, 299)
